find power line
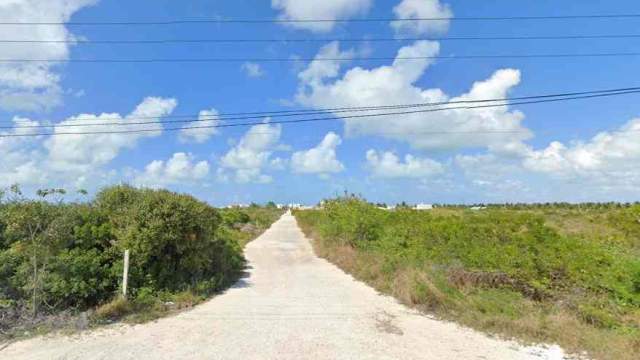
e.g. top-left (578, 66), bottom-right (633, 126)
top-left (7, 85), bottom-right (637, 125)
top-left (2, 89), bottom-right (638, 138)
top-left (3, 34), bottom-right (640, 44)
top-left (2, 14), bottom-right (640, 26)
top-left (3, 52), bottom-right (640, 63)
top-left (3, 86), bottom-right (639, 129)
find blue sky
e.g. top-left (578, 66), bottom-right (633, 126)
top-left (1, 0), bottom-right (639, 205)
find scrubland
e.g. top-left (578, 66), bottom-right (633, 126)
top-left (294, 198), bottom-right (640, 359)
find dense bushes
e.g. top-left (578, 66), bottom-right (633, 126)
top-left (221, 208), bottom-right (251, 227)
top-left (95, 186), bottom-right (243, 295)
top-left (0, 185), bottom-right (281, 332)
top-left (218, 205), bottom-right (284, 247)
top-left (295, 196), bottom-right (640, 359)
top-left (0, 199), bottom-right (115, 314)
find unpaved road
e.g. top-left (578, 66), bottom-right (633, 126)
top-left (2, 212), bottom-right (566, 359)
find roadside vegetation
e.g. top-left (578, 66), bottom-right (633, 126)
top-left (294, 196), bottom-right (640, 360)
top-left (0, 185), bottom-right (282, 341)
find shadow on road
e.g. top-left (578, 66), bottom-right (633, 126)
top-left (230, 265), bottom-right (253, 289)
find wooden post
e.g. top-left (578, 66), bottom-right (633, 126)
top-left (32, 250), bottom-right (37, 318)
top-left (122, 249), bottom-right (130, 298)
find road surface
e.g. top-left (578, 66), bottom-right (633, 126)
top-left (2, 212), bottom-right (566, 359)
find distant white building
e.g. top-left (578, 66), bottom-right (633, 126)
top-left (415, 203), bottom-right (433, 210)
top-left (470, 206), bottom-right (487, 211)
top-left (225, 203), bottom-right (247, 208)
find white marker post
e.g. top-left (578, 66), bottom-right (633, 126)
top-left (122, 249), bottom-right (130, 298)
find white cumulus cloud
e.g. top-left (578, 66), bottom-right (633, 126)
top-left (179, 108), bottom-right (220, 143)
top-left (0, 117), bottom-right (47, 186)
top-left (391, 0), bottom-right (453, 35)
top-left (366, 149), bottom-right (444, 178)
top-left (0, 0), bottom-right (97, 111)
top-left (133, 152), bottom-right (210, 188)
top-left (0, 97), bottom-right (176, 189)
top-left (271, 0), bottom-right (372, 32)
top-left (45, 97), bottom-right (177, 173)
top-left (219, 122), bottom-right (282, 183)
top-left (297, 41), bottom-right (354, 88)
top-left (297, 40), bottom-right (530, 151)
top-left (454, 117), bottom-right (640, 199)
top-left (291, 132), bottom-right (344, 176)
top-left (523, 118), bottom-right (640, 180)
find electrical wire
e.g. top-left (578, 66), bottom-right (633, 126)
top-left (2, 14), bottom-right (640, 26)
top-left (1, 89), bottom-right (638, 138)
top-left (3, 52), bottom-right (640, 63)
top-left (3, 86), bottom-right (639, 129)
top-left (3, 34), bottom-right (640, 44)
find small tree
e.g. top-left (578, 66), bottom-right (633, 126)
top-left (3, 187), bottom-right (68, 317)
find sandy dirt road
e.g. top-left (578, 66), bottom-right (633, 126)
top-left (2, 212), bottom-right (566, 359)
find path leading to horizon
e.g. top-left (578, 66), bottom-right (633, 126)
top-left (2, 212), bottom-right (565, 359)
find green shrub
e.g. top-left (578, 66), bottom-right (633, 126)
top-left (296, 197), bottom-right (640, 328)
top-left (113, 188), bottom-right (241, 292)
top-left (43, 248), bottom-right (116, 309)
top-left (0, 185), bottom-right (284, 339)
top-left (0, 185), bottom-right (249, 318)
top-left (297, 199), bottom-right (640, 359)
top-left (221, 209), bottom-right (251, 227)
top-left (133, 286), bottom-right (158, 308)
top-left (321, 196), bottom-right (384, 247)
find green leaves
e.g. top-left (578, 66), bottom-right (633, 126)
top-left (0, 185), bottom-right (249, 314)
top-left (320, 197), bottom-right (384, 247)
top-left (93, 186), bottom-right (237, 294)
top-left (302, 198), bottom-right (640, 324)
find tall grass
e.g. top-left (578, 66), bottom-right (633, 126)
top-left (295, 197), bottom-right (640, 359)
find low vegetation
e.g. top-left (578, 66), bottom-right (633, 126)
top-left (0, 185), bottom-right (282, 340)
top-left (294, 196), bottom-right (640, 360)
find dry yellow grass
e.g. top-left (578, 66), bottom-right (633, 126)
top-left (93, 297), bottom-right (132, 321)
